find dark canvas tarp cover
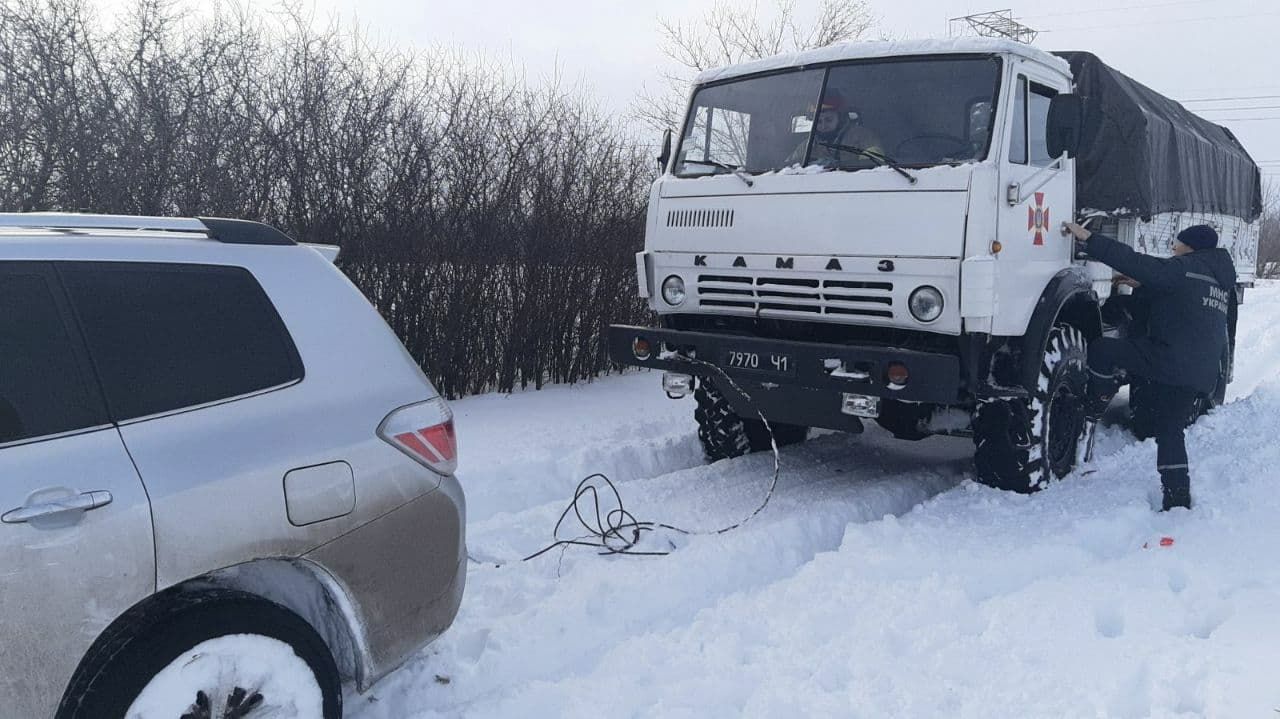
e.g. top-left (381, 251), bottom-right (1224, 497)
top-left (1054, 51), bottom-right (1262, 221)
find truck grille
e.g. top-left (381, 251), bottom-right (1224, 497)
top-left (666, 209), bottom-right (734, 228)
top-left (696, 274), bottom-right (894, 319)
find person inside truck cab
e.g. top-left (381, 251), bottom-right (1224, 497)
top-left (788, 90), bottom-right (884, 167)
top-left (1064, 221), bottom-right (1238, 512)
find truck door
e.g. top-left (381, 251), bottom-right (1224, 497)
top-left (0, 262), bottom-right (156, 716)
top-left (994, 68), bottom-right (1077, 334)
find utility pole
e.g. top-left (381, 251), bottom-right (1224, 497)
top-left (948, 9), bottom-right (1039, 44)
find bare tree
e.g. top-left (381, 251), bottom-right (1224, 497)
top-left (1258, 179), bottom-right (1279, 278)
top-left (0, 0), bottom-right (653, 397)
top-left (633, 0), bottom-right (878, 134)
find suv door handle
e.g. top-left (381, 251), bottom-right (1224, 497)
top-left (2, 491), bottom-right (114, 524)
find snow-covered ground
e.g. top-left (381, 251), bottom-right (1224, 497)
top-left (351, 282), bottom-right (1280, 719)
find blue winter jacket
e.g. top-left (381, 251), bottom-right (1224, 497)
top-left (1085, 233), bottom-right (1238, 394)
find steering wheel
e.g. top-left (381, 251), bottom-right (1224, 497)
top-left (894, 133), bottom-right (973, 160)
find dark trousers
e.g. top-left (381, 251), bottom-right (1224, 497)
top-left (1089, 338), bottom-right (1195, 497)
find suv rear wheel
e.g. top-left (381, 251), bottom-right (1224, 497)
top-left (693, 380), bottom-right (807, 461)
top-left (973, 325), bottom-right (1095, 492)
top-left (58, 589), bottom-right (341, 719)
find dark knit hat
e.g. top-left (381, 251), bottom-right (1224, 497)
top-left (1176, 224), bottom-right (1218, 251)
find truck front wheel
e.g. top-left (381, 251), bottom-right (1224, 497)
top-left (693, 380), bottom-right (808, 461)
top-left (973, 325), bottom-right (1095, 492)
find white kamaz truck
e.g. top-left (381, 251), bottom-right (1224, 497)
top-left (608, 38), bottom-right (1262, 492)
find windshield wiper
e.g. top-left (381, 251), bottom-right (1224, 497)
top-left (682, 159), bottom-right (755, 187)
top-left (816, 142), bottom-right (918, 185)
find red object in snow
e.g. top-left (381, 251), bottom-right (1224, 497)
top-left (1160, 536), bottom-right (1175, 547)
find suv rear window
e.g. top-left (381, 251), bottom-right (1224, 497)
top-left (60, 263), bottom-right (303, 421)
top-left (0, 267), bottom-right (107, 443)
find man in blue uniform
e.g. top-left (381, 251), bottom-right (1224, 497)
top-left (1063, 222), bottom-right (1238, 511)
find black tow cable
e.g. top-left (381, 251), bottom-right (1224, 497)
top-left (468, 354), bottom-right (781, 566)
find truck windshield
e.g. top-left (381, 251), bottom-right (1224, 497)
top-left (674, 56), bottom-right (1001, 177)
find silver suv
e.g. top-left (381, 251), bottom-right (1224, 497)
top-left (0, 214), bottom-right (465, 718)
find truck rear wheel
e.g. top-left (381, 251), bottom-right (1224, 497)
top-left (973, 325), bottom-right (1095, 492)
top-left (693, 380), bottom-right (807, 461)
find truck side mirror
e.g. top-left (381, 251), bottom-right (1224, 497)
top-left (657, 128), bottom-right (673, 171)
top-left (1047, 94), bottom-right (1083, 159)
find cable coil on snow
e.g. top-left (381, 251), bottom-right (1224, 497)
top-left (472, 354), bottom-right (782, 565)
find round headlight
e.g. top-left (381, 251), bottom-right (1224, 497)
top-left (662, 275), bottom-right (687, 306)
top-left (909, 286), bottom-right (944, 323)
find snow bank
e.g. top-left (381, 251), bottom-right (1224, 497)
top-left (352, 283), bottom-right (1280, 718)
top-left (447, 373), bottom-right (704, 525)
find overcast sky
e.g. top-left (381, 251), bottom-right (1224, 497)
top-left (298, 0), bottom-right (1280, 182)
top-left (99, 0), bottom-right (1280, 184)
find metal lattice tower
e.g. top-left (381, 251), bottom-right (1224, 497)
top-left (948, 10), bottom-right (1038, 44)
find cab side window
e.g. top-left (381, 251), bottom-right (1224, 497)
top-left (1009, 76), bottom-right (1028, 165)
top-left (0, 266), bottom-right (107, 444)
top-left (1029, 82), bottom-right (1058, 167)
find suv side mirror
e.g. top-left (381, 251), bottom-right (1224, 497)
top-left (1047, 94), bottom-right (1083, 159)
top-left (657, 128), bottom-right (672, 171)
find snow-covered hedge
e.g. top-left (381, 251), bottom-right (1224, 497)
top-left (0, 0), bottom-right (653, 396)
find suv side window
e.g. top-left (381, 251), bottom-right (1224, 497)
top-left (59, 263), bottom-right (303, 422)
top-left (0, 265), bottom-right (107, 444)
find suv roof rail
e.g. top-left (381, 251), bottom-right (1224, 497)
top-left (196, 217), bottom-right (296, 246)
top-left (0, 213), bottom-right (297, 246)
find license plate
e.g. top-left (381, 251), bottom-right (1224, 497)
top-left (722, 349), bottom-right (796, 376)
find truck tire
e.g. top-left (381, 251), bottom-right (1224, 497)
top-left (693, 381), bottom-right (807, 461)
top-left (973, 325), bottom-right (1094, 492)
top-left (58, 588), bottom-right (341, 719)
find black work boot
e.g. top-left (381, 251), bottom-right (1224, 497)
top-left (1160, 470), bottom-right (1192, 512)
top-left (1161, 485), bottom-right (1192, 512)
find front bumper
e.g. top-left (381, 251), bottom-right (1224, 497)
top-left (608, 324), bottom-right (964, 418)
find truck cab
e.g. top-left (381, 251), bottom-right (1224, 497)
top-left (608, 38), bottom-right (1260, 492)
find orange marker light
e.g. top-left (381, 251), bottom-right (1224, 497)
top-left (886, 362), bottom-right (909, 386)
top-left (632, 337), bottom-right (652, 360)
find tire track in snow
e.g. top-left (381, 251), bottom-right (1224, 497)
top-left (351, 430), bottom-right (970, 718)
top-left (354, 283), bottom-right (1280, 718)
top-left (420, 387), bottom-right (1280, 719)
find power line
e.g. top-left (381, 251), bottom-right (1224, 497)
top-left (1182, 95), bottom-right (1280, 103)
top-left (1042, 10), bottom-right (1280, 32)
top-left (1174, 86), bottom-right (1280, 97)
top-left (1211, 117), bottom-right (1280, 122)
top-left (1019, 0), bottom-right (1214, 20)
top-left (1196, 105), bottom-right (1280, 113)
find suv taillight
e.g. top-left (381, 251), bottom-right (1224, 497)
top-left (378, 398), bottom-right (457, 476)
